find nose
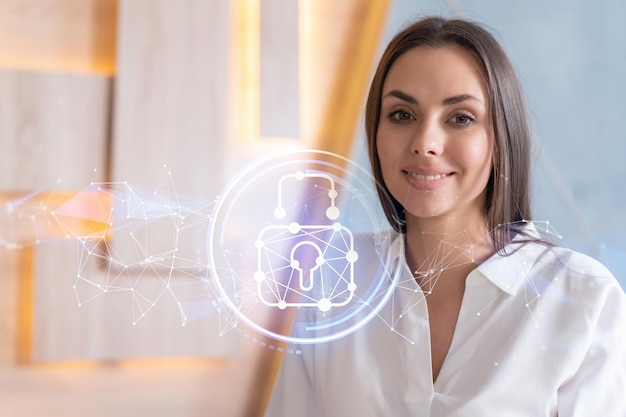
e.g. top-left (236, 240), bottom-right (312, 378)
top-left (409, 119), bottom-right (444, 156)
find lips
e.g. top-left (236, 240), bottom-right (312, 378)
top-left (402, 168), bottom-right (454, 191)
top-left (404, 171), bottom-right (451, 181)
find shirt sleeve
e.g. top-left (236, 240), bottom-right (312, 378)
top-left (557, 277), bottom-right (626, 416)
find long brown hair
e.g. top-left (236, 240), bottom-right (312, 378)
top-left (366, 16), bottom-right (533, 252)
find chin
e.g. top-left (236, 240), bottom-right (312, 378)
top-left (405, 207), bottom-right (451, 221)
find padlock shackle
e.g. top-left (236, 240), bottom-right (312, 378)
top-left (274, 171), bottom-right (340, 221)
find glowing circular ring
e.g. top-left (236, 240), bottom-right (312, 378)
top-left (208, 149), bottom-right (400, 344)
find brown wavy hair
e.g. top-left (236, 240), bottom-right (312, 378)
top-left (366, 16), bottom-right (533, 252)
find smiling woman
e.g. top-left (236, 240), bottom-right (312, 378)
top-left (265, 16), bottom-right (626, 417)
top-left (376, 46), bottom-right (493, 233)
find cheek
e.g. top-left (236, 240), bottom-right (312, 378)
top-left (462, 137), bottom-right (493, 178)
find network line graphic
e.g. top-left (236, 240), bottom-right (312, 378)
top-left (1, 149), bottom-right (569, 349)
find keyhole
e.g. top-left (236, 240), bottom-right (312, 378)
top-left (290, 241), bottom-right (324, 291)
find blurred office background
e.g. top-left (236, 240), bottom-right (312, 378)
top-left (0, 0), bottom-right (624, 416)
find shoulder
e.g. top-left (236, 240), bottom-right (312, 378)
top-left (523, 243), bottom-right (626, 316)
top-left (547, 245), bottom-right (614, 278)
top-left (484, 236), bottom-right (625, 309)
top-left (539, 245), bottom-right (619, 293)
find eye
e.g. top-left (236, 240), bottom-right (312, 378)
top-left (448, 112), bottom-right (476, 126)
top-left (387, 109), bottom-right (415, 123)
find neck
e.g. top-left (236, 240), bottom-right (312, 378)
top-left (404, 215), bottom-right (494, 291)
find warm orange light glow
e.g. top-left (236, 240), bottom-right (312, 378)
top-left (0, 0), bottom-right (118, 75)
top-left (15, 246), bottom-right (34, 364)
top-left (0, 191), bottom-right (113, 246)
top-left (33, 357), bottom-right (228, 370)
top-left (299, 1), bottom-right (391, 156)
top-left (230, 0), bottom-right (261, 145)
top-left (229, 0), bottom-right (390, 158)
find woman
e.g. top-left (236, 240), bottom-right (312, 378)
top-left (265, 16), bottom-right (626, 416)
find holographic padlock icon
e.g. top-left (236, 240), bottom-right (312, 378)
top-left (254, 171), bottom-right (358, 312)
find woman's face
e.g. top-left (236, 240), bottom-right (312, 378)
top-left (376, 45), bottom-right (493, 227)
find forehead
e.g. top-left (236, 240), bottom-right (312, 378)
top-left (383, 45), bottom-right (487, 101)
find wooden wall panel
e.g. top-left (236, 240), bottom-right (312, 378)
top-left (101, 0), bottom-right (240, 359)
top-left (32, 240), bottom-right (241, 362)
top-left (0, 70), bottom-right (111, 363)
top-left (112, 0), bottom-right (230, 197)
top-left (0, 70), bottom-right (110, 191)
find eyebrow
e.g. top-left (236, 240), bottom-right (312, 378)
top-left (442, 94), bottom-right (483, 105)
top-left (383, 90), bottom-right (483, 106)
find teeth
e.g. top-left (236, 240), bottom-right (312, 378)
top-left (406, 171), bottom-right (449, 181)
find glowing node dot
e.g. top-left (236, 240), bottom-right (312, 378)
top-left (494, 362), bottom-right (499, 366)
top-left (346, 250), bottom-right (358, 263)
top-left (326, 206), bottom-right (340, 220)
top-left (316, 256), bottom-right (325, 266)
top-left (328, 189), bottom-right (337, 199)
top-left (273, 207), bottom-right (286, 219)
top-left (254, 271), bottom-right (265, 282)
top-left (288, 222), bottom-right (300, 234)
top-left (290, 259), bottom-right (300, 269)
top-left (347, 282), bottom-right (357, 292)
top-left (295, 171), bottom-right (305, 180)
top-left (332, 222), bottom-right (342, 231)
top-left (318, 298), bottom-right (331, 312)
top-left (277, 300), bottom-right (287, 309)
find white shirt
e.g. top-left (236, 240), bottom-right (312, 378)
top-left (265, 229), bottom-right (626, 416)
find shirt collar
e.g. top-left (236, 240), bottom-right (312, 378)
top-left (475, 223), bottom-right (549, 295)
top-left (389, 223), bottom-right (549, 296)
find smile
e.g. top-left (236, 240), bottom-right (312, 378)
top-left (403, 171), bottom-right (452, 181)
